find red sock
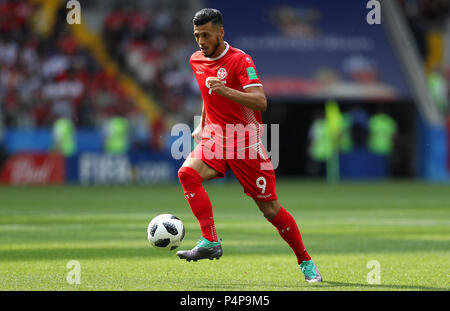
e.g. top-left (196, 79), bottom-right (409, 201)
top-left (178, 167), bottom-right (217, 242)
top-left (268, 206), bottom-right (311, 264)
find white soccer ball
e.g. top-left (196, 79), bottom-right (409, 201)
top-left (147, 214), bottom-right (185, 250)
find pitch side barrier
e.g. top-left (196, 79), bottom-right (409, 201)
top-left (0, 151), bottom-right (184, 186)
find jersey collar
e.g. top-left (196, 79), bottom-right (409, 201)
top-left (206, 41), bottom-right (229, 61)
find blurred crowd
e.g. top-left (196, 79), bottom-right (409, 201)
top-left (102, 1), bottom-right (200, 120)
top-left (0, 0), bottom-right (132, 129)
top-left (0, 0), bottom-right (202, 154)
top-left (398, 0), bottom-right (450, 117)
top-left (398, 0), bottom-right (449, 56)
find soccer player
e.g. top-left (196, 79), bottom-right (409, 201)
top-left (176, 8), bottom-right (322, 283)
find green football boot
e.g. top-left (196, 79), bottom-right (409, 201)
top-left (176, 237), bottom-right (223, 262)
top-left (300, 260), bottom-right (323, 283)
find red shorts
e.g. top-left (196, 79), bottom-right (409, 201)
top-left (188, 139), bottom-right (278, 202)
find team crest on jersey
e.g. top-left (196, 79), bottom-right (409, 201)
top-left (217, 67), bottom-right (227, 80)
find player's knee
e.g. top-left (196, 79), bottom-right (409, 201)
top-left (178, 166), bottom-right (203, 189)
top-left (256, 200), bottom-right (281, 220)
top-left (262, 208), bottom-right (278, 220)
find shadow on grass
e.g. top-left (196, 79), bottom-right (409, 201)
top-left (0, 234), bottom-right (449, 261)
top-left (320, 281), bottom-right (448, 291)
top-left (192, 280), bottom-right (448, 291)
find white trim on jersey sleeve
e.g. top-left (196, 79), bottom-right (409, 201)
top-left (243, 83), bottom-right (263, 89)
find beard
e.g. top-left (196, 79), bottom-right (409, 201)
top-left (205, 37), bottom-right (221, 57)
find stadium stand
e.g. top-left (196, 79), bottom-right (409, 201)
top-left (0, 0), bottom-right (449, 184)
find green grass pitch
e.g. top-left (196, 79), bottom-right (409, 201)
top-left (0, 180), bottom-right (449, 291)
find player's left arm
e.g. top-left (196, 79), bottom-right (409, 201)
top-left (207, 79), bottom-right (267, 112)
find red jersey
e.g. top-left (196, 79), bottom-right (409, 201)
top-left (190, 42), bottom-right (264, 149)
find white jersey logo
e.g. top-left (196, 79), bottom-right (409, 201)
top-left (217, 67), bottom-right (227, 80)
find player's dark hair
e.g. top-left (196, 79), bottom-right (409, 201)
top-left (192, 8), bottom-right (223, 27)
